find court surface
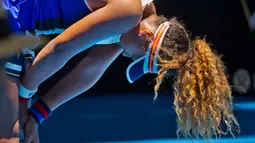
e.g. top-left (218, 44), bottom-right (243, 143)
top-left (38, 93), bottom-right (255, 143)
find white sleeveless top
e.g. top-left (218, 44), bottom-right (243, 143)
top-left (96, 0), bottom-right (154, 45)
top-left (140, 0), bottom-right (154, 8)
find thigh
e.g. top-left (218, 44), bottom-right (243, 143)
top-left (0, 138), bottom-right (19, 143)
top-left (0, 74), bottom-right (19, 139)
top-left (0, 53), bottom-right (25, 138)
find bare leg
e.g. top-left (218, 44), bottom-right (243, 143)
top-left (40, 44), bottom-right (122, 110)
top-left (0, 72), bottom-right (19, 142)
top-left (0, 138), bottom-right (19, 143)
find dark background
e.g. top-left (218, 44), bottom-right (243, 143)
top-left (38, 0), bottom-right (255, 97)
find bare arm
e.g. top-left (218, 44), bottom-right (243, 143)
top-left (52, 0), bottom-right (143, 54)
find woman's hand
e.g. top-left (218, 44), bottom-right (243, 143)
top-left (23, 115), bottom-right (39, 143)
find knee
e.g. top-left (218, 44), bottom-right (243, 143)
top-left (0, 76), bottom-right (19, 101)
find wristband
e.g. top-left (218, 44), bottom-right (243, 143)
top-left (19, 83), bottom-right (37, 98)
top-left (29, 99), bottom-right (52, 124)
top-left (19, 96), bottom-right (30, 103)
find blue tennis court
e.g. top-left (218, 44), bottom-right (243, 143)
top-left (37, 94), bottom-right (255, 143)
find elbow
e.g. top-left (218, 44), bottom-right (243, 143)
top-left (112, 1), bottom-right (143, 30)
top-left (125, 2), bottom-right (143, 26)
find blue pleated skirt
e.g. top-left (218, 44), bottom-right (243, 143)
top-left (4, 0), bottom-right (92, 35)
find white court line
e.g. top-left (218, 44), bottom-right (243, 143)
top-left (100, 136), bottom-right (255, 143)
top-left (234, 102), bottom-right (255, 110)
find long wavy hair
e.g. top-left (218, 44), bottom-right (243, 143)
top-left (153, 17), bottom-right (240, 139)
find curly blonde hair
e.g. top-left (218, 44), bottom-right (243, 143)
top-left (154, 18), bottom-right (240, 139)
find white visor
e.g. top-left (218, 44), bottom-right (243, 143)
top-left (125, 22), bottom-right (170, 83)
